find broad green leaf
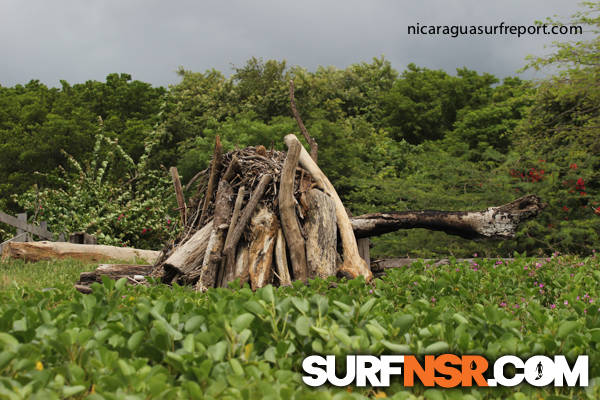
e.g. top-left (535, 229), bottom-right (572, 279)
top-left (232, 313), bottom-right (255, 332)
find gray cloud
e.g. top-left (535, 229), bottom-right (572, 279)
top-left (0, 0), bottom-right (586, 87)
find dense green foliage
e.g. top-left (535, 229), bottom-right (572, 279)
top-left (14, 123), bottom-right (179, 249)
top-left (1, 255), bottom-right (599, 398)
top-left (1, 3), bottom-right (598, 255)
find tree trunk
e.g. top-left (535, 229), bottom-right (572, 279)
top-left (350, 195), bottom-right (545, 239)
top-left (247, 207), bottom-right (278, 290)
top-left (1, 241), bottom-right (159, 263)
top-left (304, 189), bottom-right (337, 279)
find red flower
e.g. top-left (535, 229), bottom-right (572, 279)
top-left (595, 207), bottom-right (600, 215)
top-left (141, 228), bottom-right (147, 234)
top-left (576, 178), bottom-right (585, 188)
top-left (562, 206), bottom-right (569, 212)
top-left (570, 163), bottom-right (578, 169)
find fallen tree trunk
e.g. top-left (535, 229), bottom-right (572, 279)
top-left (350, 195), bottom-right (545, 239)
top-left (75, 263), bottom-right (153, 293)
top-left (2, 241), bottom-right (159, 263)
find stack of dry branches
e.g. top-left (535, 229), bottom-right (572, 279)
top-left (150, 132), bottom-right (372, 291)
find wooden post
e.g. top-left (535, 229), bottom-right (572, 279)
top-left (16, 213), bottom-right (28, 242)
top-left (357, 238), bottom-right (370, 267)
top-left (170, 167), bottom-right (187, 226)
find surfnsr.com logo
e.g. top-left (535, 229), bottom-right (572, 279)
top-left (302, 354), bottom-right (588, 387)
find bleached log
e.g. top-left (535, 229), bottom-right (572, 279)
top-left (278, 139), bottom-right (309, 282)
top-left (284, 134), bottom-right (372, 282)
top-left (163, 221), bottom-right (213, 275)
top-left (247, 207), bottom-right (278, 290)
top-left (196, 180), bottom-right (234, 291)
top-left (1, 241), bottom-right (159, 263)
top-left (350, 195), bottom-right (545, 239)
top-left (274, 229), bottom-right (291, 286)
top-left (304, 189), bottom-right (337, 279)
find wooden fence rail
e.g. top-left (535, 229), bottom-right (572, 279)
top-left (0, 211), bottom-right (66, 253)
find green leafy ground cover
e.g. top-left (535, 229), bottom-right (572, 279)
top-left (1, 255), bottom-right (599, 399)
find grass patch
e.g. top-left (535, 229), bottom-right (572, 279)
top-left (0, 258), bottom-right (96, 291)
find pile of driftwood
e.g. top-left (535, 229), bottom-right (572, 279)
top-left (149, 134), bottom-right (372, 291)
top-left (143, 132), bottom-right (543, 291)
top-left (70, 81), bottom-right (545, 293)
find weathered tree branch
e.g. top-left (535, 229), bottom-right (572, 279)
top-left (278, 139), bottom-right (309, 282)
top-left (196, 180), bottom-right (234, 291)
top-left (350, 195), bottom-right (546, 239)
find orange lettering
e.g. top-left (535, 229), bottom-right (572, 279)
top-left (433, 354), bottom-right (462, 388)
top-left (404, 355), bottom-right (435, 387)
top-left (461, 355), bottom-right (489, 386)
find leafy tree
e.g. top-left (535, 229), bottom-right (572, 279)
top-left (382, 64), bottom-right (497, 143)
top-left (16, 123), bottom-right (178, 249)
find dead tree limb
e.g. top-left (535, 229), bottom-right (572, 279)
top-left (220, 185), bottom-right (246, 287)
top-left (199, 135), bottom-right (223, 225)
top-left (196, 180), bottom-right (234, 291)
top-left (284, 134), bottom-right (372, 282)
top-left (350, 195), bottom-right (546, 239)
top-left (278, 139), bottom-right (309, 282)
top-left (170, 167), bottom-right (187, 226)
top-left (222, 174), bottom-right (273, 261)
top-left (289, 80), bottom-right (318, 162)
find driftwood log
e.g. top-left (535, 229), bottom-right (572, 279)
top-left (2, 241), bottom-right (159, 263)
top-left (278, 139), bottom-right (308, 282)
top-left (350, 195), bottom-right (545, 239)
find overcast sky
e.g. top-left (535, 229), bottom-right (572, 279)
top-left (0, 0), bottom-right (587, 88)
